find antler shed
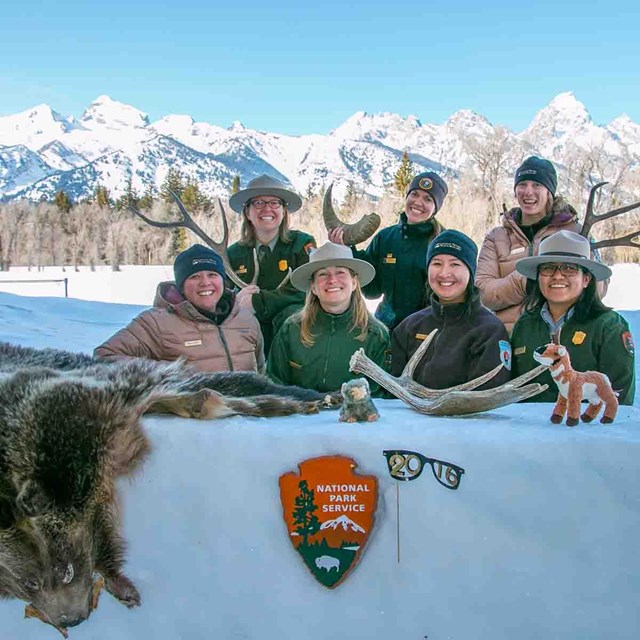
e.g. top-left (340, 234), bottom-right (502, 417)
top-left (129, 192), bottom-right (262, 290)
top-left (323, 183), bottom-right (381, 245)
top-left (350, 329), bottom-right (548, 416)
top-left (580, 182), bottom-right (640, 251)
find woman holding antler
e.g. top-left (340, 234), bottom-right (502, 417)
top-left (228, 175), bottom-right (316, 356)
top-left (475, 156), bottom-right (608, 333)
top-left (510, 231), bottom-right (635, 405)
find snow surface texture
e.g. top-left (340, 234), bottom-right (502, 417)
top-left (0, 266), bottom-right (638, 639)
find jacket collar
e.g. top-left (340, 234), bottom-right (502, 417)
top-left (430, 294), bottom-right (479, 321)
top-left (153, 281), bottom-right (237, 324)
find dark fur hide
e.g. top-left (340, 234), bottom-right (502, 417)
top-left (0, 341), bottom-right (340, 632)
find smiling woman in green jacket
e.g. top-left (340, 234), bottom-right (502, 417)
top-left (511, 231), bottom-right (635, 405)
top-left (267, 243), bottom-right (390, 396)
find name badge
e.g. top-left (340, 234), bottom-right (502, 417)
top-left (514, 346), bottom-right (526, 356)
top-left (184, 340), bottom-right (203, 347)
top-left (510, 247), bottom-right (526, 256)
top-left (384, 253), bottom-right (397, 264)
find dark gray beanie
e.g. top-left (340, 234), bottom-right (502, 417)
top-left (406, 171), bottom-right (448, 213)
top-left (514, 156), bottom-right (557, 196)
top-left (173, 244), bottom-right (226, 291)
top-left (426, 230), bottom-right (478, 280)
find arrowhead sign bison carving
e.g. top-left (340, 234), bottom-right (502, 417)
top-left (279, 456), bottom-right (378, 588)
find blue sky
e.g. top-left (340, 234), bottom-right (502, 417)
top-left (2, 0), bottom-right (638, 135)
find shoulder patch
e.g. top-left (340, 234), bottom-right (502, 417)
top-left (622, 331), bottom-right (635, 357)
top-left (304, 242), bottom-right (315, 255)
top-left (499, 340), bottom-right (512, 371)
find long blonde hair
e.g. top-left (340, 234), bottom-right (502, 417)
top-left (239, 204), bottom-right (292, 246)
top-left (296, 275), bottom-right (373, 347)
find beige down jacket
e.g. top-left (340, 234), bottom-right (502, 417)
top-left (476, 201), bottom-right (590, 333)
top-left (94, 282), bottom-right (265, 373)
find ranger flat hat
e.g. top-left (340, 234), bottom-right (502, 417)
top-left (229, 174), bottom-right (303, 213)
top-left (516, 230), bottom-right (612, 281)
top-left (290, 242), bottom-right (376, 291)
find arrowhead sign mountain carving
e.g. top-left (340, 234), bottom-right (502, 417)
top-left (279, 456), bottom-right (378, 588)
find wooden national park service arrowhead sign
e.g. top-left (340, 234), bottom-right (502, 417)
top-left (279, 456), bottom-right (378, 588)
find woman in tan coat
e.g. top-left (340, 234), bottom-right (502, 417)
top-left (475, 156), bottom-right (595, 333)
top-left (94, 245), bottom-right (264, 373)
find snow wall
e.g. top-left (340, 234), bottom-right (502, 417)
top-left (2, 401), bottom-right (639, 640)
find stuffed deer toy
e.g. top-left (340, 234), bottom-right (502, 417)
top-left (533, 343), bottom-right (618, 426)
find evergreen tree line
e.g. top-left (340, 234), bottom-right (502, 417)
top-left (1, 150), bottom-right (639, 272)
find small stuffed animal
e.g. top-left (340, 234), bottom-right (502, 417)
top-left (533, 343), bottom-right (618, 426)
top-left (339, 378), bottom-right (379, 423)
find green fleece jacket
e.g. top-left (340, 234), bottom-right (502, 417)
top-left (511, 309), bottom-right (635, 405)
top-left (267, 307), bottom-right (390, 396)
top-left (353, 213), bottom-right (444, 331)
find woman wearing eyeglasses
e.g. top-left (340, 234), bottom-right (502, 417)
top-left (228, 175), bottom-right (316, 356)
top-left (511, 231), bottom-right (635, 404)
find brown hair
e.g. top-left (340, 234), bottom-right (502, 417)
top-left (296, 275), bottom-right (372, 347)
top-left (238, 202), bottom-right (293, 246)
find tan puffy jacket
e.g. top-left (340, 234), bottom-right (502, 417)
top-left (475, 202), bottom-right (607, 333)
top-left (94, 282), bottom-right (265, 373)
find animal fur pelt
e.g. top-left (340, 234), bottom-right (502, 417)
top-left (0, 341), bottom-right (341, 633)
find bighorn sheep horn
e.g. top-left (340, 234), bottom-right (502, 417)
top-left (323, 183), bottom-right (381, 245)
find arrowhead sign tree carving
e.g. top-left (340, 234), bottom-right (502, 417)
top-left (279, 456), bottom-right (378, 588)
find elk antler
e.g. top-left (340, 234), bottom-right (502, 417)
top-left (323, 183), bottom-right (381, 245)
top-left (129, 192), bottom-right (250, 289)
top-left (580, 182), bottom-right (640, 251)
top-left (396, 329), bottom-right (506, 399)
top-left (349, 329), bottom-right (548, 416)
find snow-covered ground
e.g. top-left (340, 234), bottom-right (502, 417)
top-left (0, 265), bottom-right (639, 639)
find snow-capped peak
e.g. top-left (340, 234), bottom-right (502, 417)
top-left (0, 103), bottom-right (78, 149)
top-left (528, 91), bottom-right (591, 132)
top-left (444, 108), bottom-right (492, 133)
top-left (331, 111), bottom-right (422, 143)
top-left (80, 95), bottom-right (150, 129)
top-left (320, 515), bottom-right (365, 533)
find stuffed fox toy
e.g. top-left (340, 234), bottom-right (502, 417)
top-left (533, 343), bottom-right (618, 426)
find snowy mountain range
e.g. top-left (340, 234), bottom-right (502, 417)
top-left (1, 93), bottom-right (638, 203)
